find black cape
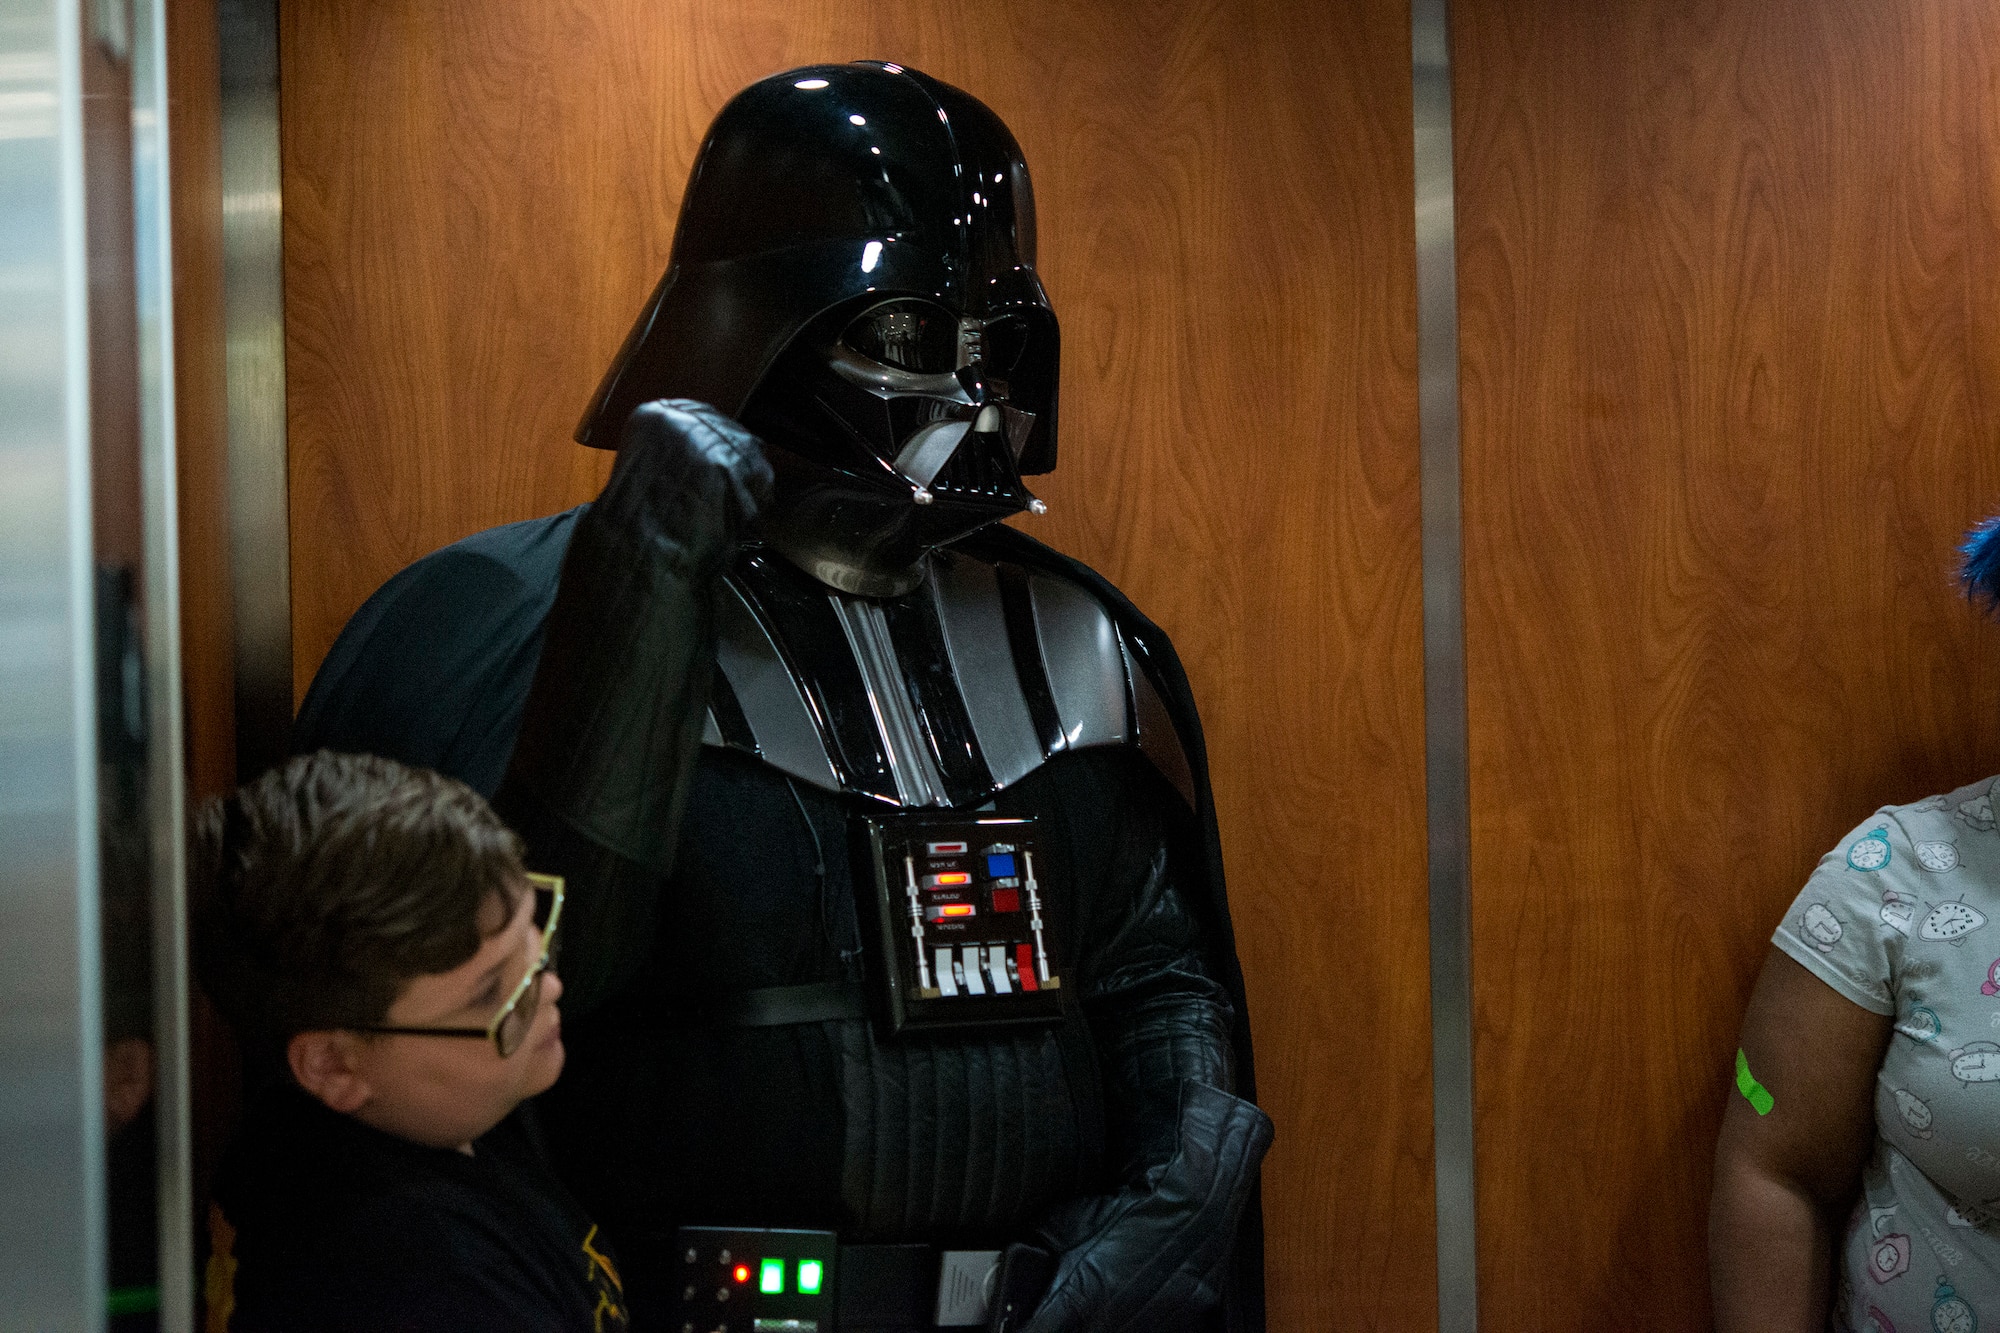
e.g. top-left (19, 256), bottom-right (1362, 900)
top-left (294, 510), bottom-right (1264, 1329)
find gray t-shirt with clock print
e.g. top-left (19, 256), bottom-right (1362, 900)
top-left (1775, 777), bottom-right (2000, 1333)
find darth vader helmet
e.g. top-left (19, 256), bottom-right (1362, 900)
top-left (576, 62), bottom-right (1059, 596)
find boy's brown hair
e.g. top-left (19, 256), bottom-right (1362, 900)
top-left (189, 751), bottom-right (526, 1049)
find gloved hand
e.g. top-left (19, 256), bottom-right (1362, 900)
top-left (1020, 1080), bottom-right (1273, 1333)
top-left (494, 399), bottom-right (771, 1015)
top-left (1013, 816), bottom-right (1268, 1332)
top-left (584, 398), bottom-right (774, 583)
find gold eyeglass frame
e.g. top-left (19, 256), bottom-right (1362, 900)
top-left (353, 872), bottom-right (565, 1058)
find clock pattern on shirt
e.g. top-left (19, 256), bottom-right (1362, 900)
top-left (1779, 777), bottom-right (2000, 1333)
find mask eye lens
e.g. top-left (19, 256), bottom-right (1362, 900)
top-left (841, 300), bottom-right (958, 374)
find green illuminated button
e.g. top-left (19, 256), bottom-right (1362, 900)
top-left (797, 1258), bottom-right (824, 1295)
top-left (760, 1258), bottom-right (786, 1294)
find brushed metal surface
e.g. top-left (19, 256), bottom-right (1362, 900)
top-left (712, 580), bottom-right (842, 793)
top-left (0, 0), bottom-right (106, 1322)
top-left (833, 597), bottom-right (951, 807)
top-left (1414, 0), bottom-right (1478, 1328)
top-left (931, 553), bottom-right (1044, 791)
top-left (1026, 572), bottom-right (1127, 752)
top-left (132, 0), bottom-right (191, 1321)
top-left (218, 0), bottom-right (289, 781)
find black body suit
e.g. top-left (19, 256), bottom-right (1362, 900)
top-left (295, 63), bottom-right (1268, 1332)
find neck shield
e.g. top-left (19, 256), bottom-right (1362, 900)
top-left (577, 62), bottom-right (1060, 596)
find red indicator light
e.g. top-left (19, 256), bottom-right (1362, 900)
top-left (940, 903), bottom-right (975, 917)
top-left (927, 841), bottom-right (969, 855)
top-left (734, 1265), bottom-right (751, 1284)
top-left (924, 872), bottom-right (973, 889)
top-left (990, 888), bottom-right (1020, 914)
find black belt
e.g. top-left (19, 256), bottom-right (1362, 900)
top-left (650, 981), bottom-right (875, 1029)
top-left (836, 1241), bottom-right (1054, 1332)
top-left (700, 981), bottom-right (870, 1027)
top-left (648, 1227), bottom-right (1054, 1332)
top-left (837, 1243), bottom-right (946, 1329)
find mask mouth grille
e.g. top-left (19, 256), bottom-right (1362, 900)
top-left (894, 419), bottom-right (972, 489)
top-left (927, 428), bottom-right (1024, 500)
top-left (888, 398), bottom-right (1035, 497)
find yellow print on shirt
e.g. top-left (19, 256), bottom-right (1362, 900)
top-left (581, 1224), bottom-right (629, 1332)
top-left (204, 1203), bottom-right (237, 1333)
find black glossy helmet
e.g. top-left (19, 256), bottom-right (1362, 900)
top-left (577, 62), bottom-right (1059, 595)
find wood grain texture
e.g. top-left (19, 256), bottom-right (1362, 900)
top-left (277, 1), bottom-right (1433, 1325)
top-left (1454, 1), bottom-right (2000, 1324)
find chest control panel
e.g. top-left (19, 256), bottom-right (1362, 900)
top-left (860, 814), bottom-right (1064, 1033)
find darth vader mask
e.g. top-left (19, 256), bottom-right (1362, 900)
top-left (576, 61), bottom-right (1060, 596)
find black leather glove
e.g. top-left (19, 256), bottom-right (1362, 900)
top-left (1019, 816), bottom-right (1272, 1332)
top-left (1021, 1079), bottom-right (1272, 1333)
top-left (494, 399), bottom-right (771, 1017)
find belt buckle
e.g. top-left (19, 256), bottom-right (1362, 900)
top-left (933, 1250), bottom-right (1003, 1327)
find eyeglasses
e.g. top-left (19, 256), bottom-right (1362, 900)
top-left (355, 872), bottom-right (565, 1058)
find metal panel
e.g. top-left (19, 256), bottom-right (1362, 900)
top-left (1026, 572), bottom-right (1127, 751)
top-left (713, 581), bottom-right (842, 793)
top-left (219, 0), bottom-right (290, 780)
top-left (1414, 0), bottom-right (1479, 1328)
top-left (931, 553), bottom-right (1044, 790)
top-left (0, 0), bottom-right (105, 1327)
top-left (131, 0), bottom-right (192, 1322)
top-left (832, 598), bottom-right (951, 807)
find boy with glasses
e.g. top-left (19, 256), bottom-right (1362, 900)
top-left (195, 401), bottom-right (769, 1331)
top-left (194, 751), bottom-right (622, 1332)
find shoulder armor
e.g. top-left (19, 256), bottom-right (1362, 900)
top-left (703, 549), bottom-right (1196, 808)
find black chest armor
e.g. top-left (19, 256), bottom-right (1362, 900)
top-left (539, 546), bottom-right (1210, 1259)
top-left (702, 548), bottom-right (1194, 812)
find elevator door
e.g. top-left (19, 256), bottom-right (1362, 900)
top-left (1453, 0), bottom-right (2000, 1324)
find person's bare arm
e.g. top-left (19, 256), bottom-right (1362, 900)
top-left (1710, 947), bottom-right (1892, 1332)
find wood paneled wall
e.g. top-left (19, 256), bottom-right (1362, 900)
top-left (276, 2), bottom-right (1434, 1327)
top-left (1454, 0), bottom-right (2000, 1324)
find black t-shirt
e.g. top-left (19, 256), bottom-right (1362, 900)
top-left (209, 1085), bottom-right (629, 1333)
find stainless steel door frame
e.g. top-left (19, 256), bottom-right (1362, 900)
top-left (134, 0), bottom-right (193, 1321)
top-left (1414, 0), bottom-right (1479, 1328)
top-left (218, 0), bottom-right (291, 783)
top-left (0, 0), bottom-right (192, 1325)
top-left (0, 0), bottom-right (108, 1324)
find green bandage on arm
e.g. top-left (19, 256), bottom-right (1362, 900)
top-left (1736, 1048), bottom-right (1774, 1115)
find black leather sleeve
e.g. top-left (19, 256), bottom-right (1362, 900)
top-left (493, 399), bottom-right (770, 1019)
top-left (1022, 795), bottom-right (1273, 1332)
top-left (1085, 846), bottom-right (1236, 1178)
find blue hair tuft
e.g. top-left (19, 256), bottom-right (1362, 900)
top-left (1961, 516), bottom-right (2000, 612)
